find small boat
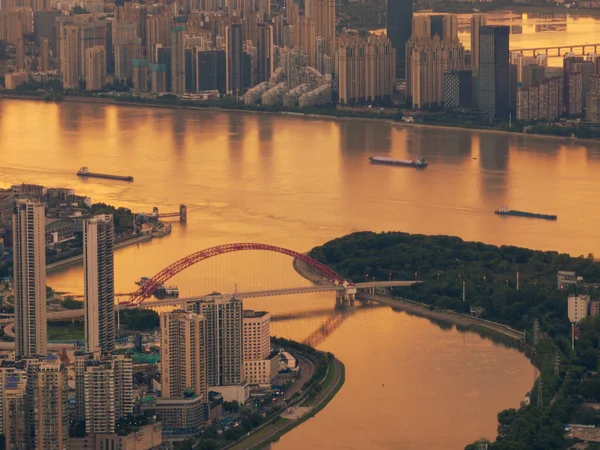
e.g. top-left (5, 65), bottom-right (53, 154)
top-left (77, 167), bottom-right (134, 182)
top-left (135, 277), bottom-right (150, 286)
top-left (495, 206), bottom-right (557, 221)
top-left (369, 156), bottom-right (428, 168)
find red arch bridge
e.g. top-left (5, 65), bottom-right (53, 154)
top-left (0, 243), bottom-right (420, 325)
top-left (117, 242), bottom-right (416, 309)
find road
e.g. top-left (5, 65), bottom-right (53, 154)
top-left (227, 355), bottom-right (344, 450)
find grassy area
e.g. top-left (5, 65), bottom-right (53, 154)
top-left (48, 321), bottom-right (84, 341)
top-left (303, 359), bottom-right (336, 407)
top-left (227, 418), bottom-right (290, 450)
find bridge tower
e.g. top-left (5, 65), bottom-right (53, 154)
top-left (152, 206), bottom-right (159, 217)
top-left (179, 204), bottom-right (187, 223)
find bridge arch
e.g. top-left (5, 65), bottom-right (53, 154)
top-left (125, 243), bottom-right (348, 305)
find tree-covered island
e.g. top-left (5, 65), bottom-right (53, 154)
top-left (310, 231), bottom-right (600, 450)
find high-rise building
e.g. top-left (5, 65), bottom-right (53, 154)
top-left (160, 311), bottom-right (207, 400)
top-left (443, 69), bottom-right (473, 108)
top-left (189, 294), bottom-right (244, 388)
top-left (243, 310), bottom-right (276, 385)
top-left (74, 352), bottom-right (95, 421)
top-left (567, 70), bottom-right (583, 116)
top-left (84, 360), bottom-right (115, 434)
top-left (297, 15), bottom-right (316, 67)
top-left (406, 35), bottom-right (466, 109)
top-left (60, 24), bottom-right (80, 89)
top-left (564, 55), bottom-right (595, 114)
top-left (306, 0), bottom-right (335, 59)
top-left (170, 19), bottom-right (187, 95)
top-left (586, 75), bottom-right (600, 122)
top-left (16, 37), bottom-right (25, 71)
top-left (517, 76), bottom-right (562, 121)
top-left (337, 34), bottom-right (396, 105)
top-left (470, 14), bottom-right (487, 76)
top-left (226, 23), bottom-right (244, 94)
top-left (387, 0), bottom-right (412, 77)
top-left (243, 310), bottom-right (270, 361)
top-left (85, 46), bottom-right (106, 91)
top-left (83, 215), bottom-right (115, 355)
top-left (39, 37), bottom-right (49, 71)
top-left (256, 23), bottom-right (273, 83)
top-left (3, 374), bottom-right (27, 450)
top-left (411, 13), bottom-right (458, 41)
top-left (13, 200), bottom-right (47, 358)
top-left (0, 360), bottom-right (27, 440)
top-left (196, 49), bottom-right (226, 94)
top-left (151, 44), bottom-right (171, 92)
top-left (111, 354), bottom-right (134, 419)
top-left (27, 358), bottom-right (69, 450)
top-left (478, 25), bottom-right (510, 121)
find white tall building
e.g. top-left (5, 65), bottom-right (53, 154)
top-left (83, 215), bottom-right (115, 355)
top-left (160, 311), bottom-right (207, 400)
top-left (568, 294), bottom-right (590, 323)
top-left (13, 200), bottom-right (47, 358)
top-left (243, 311), bottom-right (276, 386)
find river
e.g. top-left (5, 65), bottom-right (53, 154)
top-left (2, 98), bottom-right (580, 449)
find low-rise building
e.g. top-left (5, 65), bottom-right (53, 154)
top-left (557, 271), bottom-right (578, 290)
top-left (142, 394), bottom-right (205, 440)
top-left (69, 421), bottom-right (162, 450)
top-left (4, 72), bottom-right (28, 90)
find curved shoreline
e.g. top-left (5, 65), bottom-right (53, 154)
top-left (1, 94), bottom-right (598, 145)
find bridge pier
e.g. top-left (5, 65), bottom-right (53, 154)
top-left (335, 289), bottom-right (356, 307)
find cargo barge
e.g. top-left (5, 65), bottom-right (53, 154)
top-left (369, 156), bottom-right (428, 168)
top-left (495, 206), bottom-right (557, 221)
top-left (77, 167), bottom-right (134, 182)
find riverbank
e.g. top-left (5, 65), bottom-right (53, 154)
top-left (293, 256), bottom-right (525, 342)
top-left (46, 232), bottom-right (153, 272)
top-left (226, 352), bottom-right (345, 450)
top-left (2, 93), bottom-right (598, 144)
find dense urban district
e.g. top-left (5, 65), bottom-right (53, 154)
top-left (0, 186), bottom-right (346, 450)
top-left (3, 0), bottom-right (600, 138)
top-left (310, 231), bottom-right (600, 450)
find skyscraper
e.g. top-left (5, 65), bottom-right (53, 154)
top-left (160, 311), bottom-right (207, 400)
top-left (406, 35), bottom-right (466, 108)
top-left (85, 46), bottom-right (106, 91)
top-left (190, 294), bottom-right (244, 389)
top-left (170, 19), bottom-right (187, 95)
top-left (478, 25), bottom-right (510, 121)
top-left (256, 23), bottom-right (273, 83)
top-left (60, 24), bottom-right (80, 89)
top-left (243, 310), bottom-right (276, 385)
top-left (470, 14), bottom-right (487, 76)
top-left (226, 23), bottom-right (244, 94)
top-left (27, 358), bottom-right (70, 450)
top-left (387, 0), bottom-right (412, 77)
top-left (196, 49), bottom-right (226, 94)
top-left (13, 200), bottom-right (47, 358)
top-left (306, 0), bottom-right (335, 59)
top-left (83, 215), bottom-right (115, 355)
top-left (111, 355), bottom-right (134, 419)
top-left (39, 37), bottom-right (49, 71)
top-left (337, 34), bottom-right (396, 104)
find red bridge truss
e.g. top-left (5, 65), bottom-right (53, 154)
top-left (124, 243), bottom-right (348, 306)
